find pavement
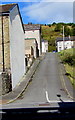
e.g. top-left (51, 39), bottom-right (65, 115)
top-left (0, 54), bottom-right (45, 105)
top-left (0, 52), bottom-right (75, 107)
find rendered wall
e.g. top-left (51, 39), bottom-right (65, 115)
top-left (25, 30), bottom-right (41, 55)
top-left (42, 41), bottom-right (48, 53)
top-left (57, 41), bottom-right (73, 52)
top-left (9, 5), bottom-right (25, 89)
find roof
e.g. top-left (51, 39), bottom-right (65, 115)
top-left (42, 39), bottom-right (48, 42)
top-left (24, 24), bottom-right (41, 31)
top-left (56, 36), bottom-right (75, 42)
top-left (0, 3), bottom-right (25, 33)
top-left (0, 3), bottom-right (17, 13)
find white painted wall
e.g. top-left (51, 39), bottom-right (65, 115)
top-left (57, 41), bottom-right (64, 52)
top-left (9, 5), bottom-right (26, 89)
top-left (42, 42), bottom-right (45, 53)
top-left (25, 30), bottom-right (41, 55)
top-left (42, 41), bottom-right (48, 53)
top-left (34, 40), bottom-right (37, 58)
top-left (57, 41), bottom-right (73, 52)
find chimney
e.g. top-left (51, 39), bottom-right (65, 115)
top-left (28, 22), bottom-right (32, 25)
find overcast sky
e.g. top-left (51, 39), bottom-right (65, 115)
top-left (0, 0), bottom-right (74, 24)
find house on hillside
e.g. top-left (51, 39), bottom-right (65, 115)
top-left (25, 38), bottom-right (39, 67)
top-left (56, 36), bottom-right (75, 52)
top-left (24, 23), bottom-right (42, 56)
top-left (42, 39), bottom-right (48, 53)
top-left (0, 3), bottom-right (26, 94)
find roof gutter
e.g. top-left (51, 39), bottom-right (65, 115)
top-left (0, 12), bottom-right (9, 16)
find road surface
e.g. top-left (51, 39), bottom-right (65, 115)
top-left (2, 53), bottom-right (73, 108)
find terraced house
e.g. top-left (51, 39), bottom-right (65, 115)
top-left (42, 39), bottom-right (48, 53)
top-left (24, 23), bottom-right (42, 56)
top-left (25, 38), bottom-right (39, 67)
top-left (0, 3), bottom-right (26, 94)
top-left (56, 36), bottom-right (75, 52)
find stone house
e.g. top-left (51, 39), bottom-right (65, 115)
top-left (25, 38), bottom-right (39, 67)
top-left (42, 39), bottom-right (48, 53)
top-left (56, 36), bottom-right (75, 52)
top-left (24, 23), bottom-right (42, 56)
top-left (0, 3), bottom-right (26, 94)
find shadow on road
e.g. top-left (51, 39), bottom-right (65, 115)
top-left (1, 102), bottom-right (75, 120)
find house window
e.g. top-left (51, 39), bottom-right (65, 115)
top-left (65, 47), bottom-right (67, 49)
top-left (59, 47), bottom-right (61, 51)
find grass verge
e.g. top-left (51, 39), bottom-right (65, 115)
top-left (64, 64), bottom-right (75, 86)
top-left (58, 48), bottom-right (75, 86)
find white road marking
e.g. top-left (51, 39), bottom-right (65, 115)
top-left (45, 91), bottom-right (51, 103)
top-left (47, 100), bottom-right (73, 103)
top-left (45, 91), bottom-right (73, 103)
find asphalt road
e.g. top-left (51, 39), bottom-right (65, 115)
top-left (2, 53), bottom-right (73, 108)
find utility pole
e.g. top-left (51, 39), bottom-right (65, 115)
top-left (2, 14), bottom-right (5, 72)
top-left (63, 26), bottom-right (65, 50)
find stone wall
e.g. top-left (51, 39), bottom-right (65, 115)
top-left (0, 16), bottom-right (3, 71)
top-left (0, 15), bottom-right (10, 72)
top-left (0, 16), bottom-right (11, 95)
top-left (0, 72), bottom-right (12, 95)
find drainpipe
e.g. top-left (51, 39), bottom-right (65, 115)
top-left (2, 14), bottom-right (5, 72)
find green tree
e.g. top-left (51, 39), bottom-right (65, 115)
top-left (72, 27), bottom-right (75, 36)
top-left (72, 24), bottom-right (75, 36)
top-left (61, 25), bottom-right (72, 36)
top-left (52, 22), bottom-right (56, 25)
top-left (48, 24), bottom-right (51, 27)
top-left (64, 26), bottom-right (71, 36)
top-left (54, 24), bottom-right (62, 32)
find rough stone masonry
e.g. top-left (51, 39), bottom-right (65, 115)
top-left (0, 16), bottom-right (12, 95)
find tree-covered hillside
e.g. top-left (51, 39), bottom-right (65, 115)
top-left (41, 23), bottom-right (75, 52)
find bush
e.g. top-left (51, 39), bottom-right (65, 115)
top-left (48, 45), bottom-right (56, 52)
top-left (60, 51), bottom-right (75, 66)
top-left (63, 55), bottom-right (74, 65)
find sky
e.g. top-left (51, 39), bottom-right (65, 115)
top-left (0, 0), bottom-right (74, 24)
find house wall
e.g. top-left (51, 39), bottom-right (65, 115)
top-left (9, 5), bottom-right (25, 89)
top-left (57, 41), bottom-right (64, 52)
top-left (0, 16), bottom-right (10, 72)
top-left (57, 41), bottom-right (74, 52)
top-left (25, 30), bottom-right (41, 56)
top-left (42, 41), bottom-right (48, 53)
top-left (0, 15), bottom-right (12, 95)
top-left (65, 41), bottom-right (73, 49)
top-left (42, 42), bottom-right (45, 53)
top-left (0, 16), bottom-right (2, 71)
top-left (25, 39), bottom-right (37, 58)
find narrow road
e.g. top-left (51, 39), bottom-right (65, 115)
top-left (2, 53), bottom-right (73, 108)
top-left (14, 53), bottom-right (72, 103)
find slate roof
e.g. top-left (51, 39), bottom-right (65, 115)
top-left (24, 24), bottom-right (41, 31)
top-left (0, 3), bottom-right (25, 33)
top-left (56, 36), bottom-right (75, 42)
top-left (0, 3), bottom-right (17, 13)
top-left (41, 39), bottom-right (48, 42)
